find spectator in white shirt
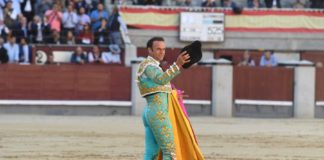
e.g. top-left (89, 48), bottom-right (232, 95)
top-left (4, 36), bottom-right (19, 63)
top-left (62, 3), bottom-right (78, 33)
top-left (104, 44), bottom-right (121, 64)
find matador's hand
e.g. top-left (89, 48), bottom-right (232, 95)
top-left (176, 51), bottom-right (190, 68)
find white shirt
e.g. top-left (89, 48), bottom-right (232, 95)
top-left (87, 52), bottom-right (102, 63)
top-left (24, 0), bottom-right (32, 12)
top-left (4, 42), bottom-right (19, 63)
top-left (21, 44), bottom-right (30, 63)
top-left (11, 0), bottom-right (22, 14)
top-left (102, 52), bottom-right (121, 64)
top-left (62, 11), bottom-right (78, 28)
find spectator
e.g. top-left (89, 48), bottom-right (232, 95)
top-left (87, 45), bottom-right (104, 64)
top-left (78, 23), bottom-right (93, 45)
top-left (174, 0), bottom-right (184, 6)
top-left (29, 15), bottom-right (46, 43)
top-left (238, 50), bottom-right (255, 66)
top-left (316, 61), bottom-right (323, 68)
top-left (63, 30), bottom-right (76, 45)
top-left (71, 46), bottom-right (86, 64)
top-left (77, 6), bottom-right (91, 34)
top-left (73, 0), bottom-right (91, 13)
top-left (184, 0), bottom-right (194, 7)
top-left (3, 1), bottom-right (19, 28)
top-left (35, 0), bottom-right (53, 18)
top-left (9, 0), bottom-right (22, 15)
top-left (18, 37), bottom-right (32, 63)
top-left (201, 0), bottom-right (217, 7)
top-left (0, 0), bottom-right (5, 21)
top-left (62, 3), bottom-right (78, 34)
top-left (12, 15), bottom-right (28, 42)
top-left (264, 0), bottom-right (281, 8)
top-left (221, 0), bottom-right (237, 8)
top-left (0, 20), bottom-right (10, 40)
top-left (259, 50), bottom-right (277, 67)
top-left (248, 0), bottom-right (262, 8)
top-left (0, 37), bottom-right (8, 64)
top-left (293, 0), bottom-right (305, 8)
top-left (21, 0), bottom-right (36, 23)
top-left (45, 4), bottom-right (62, 32)
top-left (107, 7), bottom-right (128, 47)
top-left (310, 0), bottom-right (324, 9)
top-left (106, 44), bottom-right (121, 64)
top-left (42, 16), bottom-right (52, 43)
top-left (48, 30), bottom-right (62, 44)
top-left (4, 36), bottom-right (19, 63)
top-left (90, 3), bottom-right (108, 32)
top-left (45, 53), bottom-right (54, 64)
top-left (94, 18), bottom-right (109, 45)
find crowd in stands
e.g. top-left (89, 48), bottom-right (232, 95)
top-left (68, 44), bottom-right (121, 65)
top-left (0, 0), bottom-right (128, 64)
top-left (126, 0), bottom-right (324, 9)
top-left (238, 50), bottom-right (278, 67)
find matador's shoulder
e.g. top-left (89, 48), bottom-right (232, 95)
top-left (137, 57), bottom-right (160, 77)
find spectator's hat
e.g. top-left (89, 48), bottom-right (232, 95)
top-left (109, 44), bottom-right (121, 54)
top-left (181, 40), bottom-right (202, 69)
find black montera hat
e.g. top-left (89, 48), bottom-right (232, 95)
top-left (181, 41), bottom-right (202, 69)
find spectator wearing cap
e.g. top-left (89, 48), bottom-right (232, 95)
top-left (105, 44), bottom-right (121, 64)
top-left (90, 3), bottom-right (108, 32)
top-left (259, 50), bottom-right (277, 67)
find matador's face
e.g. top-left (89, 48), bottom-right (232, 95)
top-left (149, 41), bottom-right (166, 62)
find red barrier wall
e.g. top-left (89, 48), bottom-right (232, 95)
top-left (0, 64), bottom-right (131, 100)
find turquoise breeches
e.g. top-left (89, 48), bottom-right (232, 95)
top-left (142, 93), bottom-right (175, 160)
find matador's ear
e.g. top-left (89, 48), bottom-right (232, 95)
top-left (181, 41), bottom-right (202, 69)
